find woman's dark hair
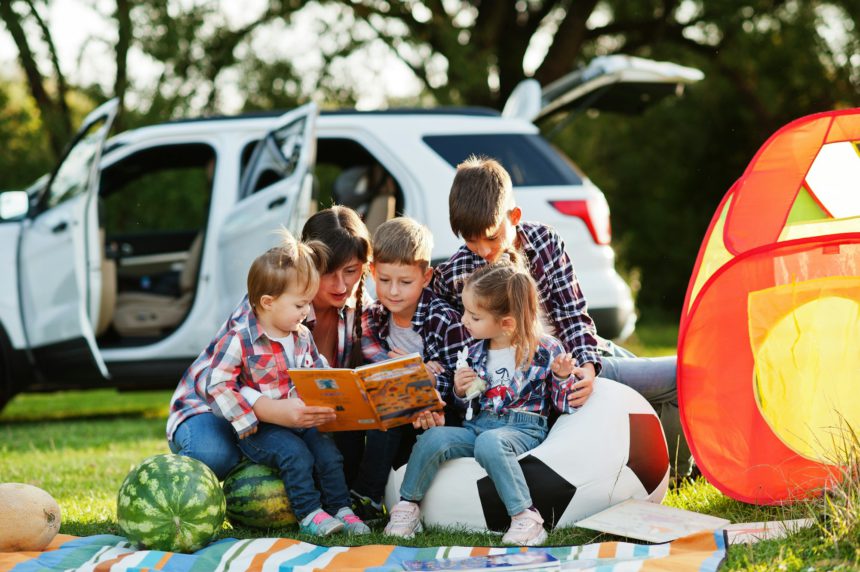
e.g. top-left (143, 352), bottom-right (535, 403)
top-left (301, 206), bottom-right (372, 368)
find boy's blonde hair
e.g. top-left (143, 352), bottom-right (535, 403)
top-left (372, 217), bottom-right (434, 271)
top-left (464, 252), bottom-right (542, 369)
top-left (449, 156), bottom-right (514, 239)
top-left (247, 230), bottom-right (329, 311)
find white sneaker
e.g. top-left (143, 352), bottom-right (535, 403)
top-left (501, 509), bottom-right (548, 546)
top-left (383, 500), bottom-right (423, 538)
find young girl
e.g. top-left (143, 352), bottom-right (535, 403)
top-left (384, 257), bottom-right (583, 545)
top-left (205, 235), bottom-right (370, 536)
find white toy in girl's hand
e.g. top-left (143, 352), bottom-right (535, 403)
top-left (456, 348), bottom-right (487, 420)
top-left (455, 348), bottom-right (469, 370)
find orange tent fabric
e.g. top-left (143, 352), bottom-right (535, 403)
top-left (679, 108), bottom-right (860, 504)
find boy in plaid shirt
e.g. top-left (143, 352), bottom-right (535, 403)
top-left (351, 217), bottom-right (469, 517)
top-left (432, 157), bottom-right (688, 474)
top-left (205, 236), bottom-right (370, 537)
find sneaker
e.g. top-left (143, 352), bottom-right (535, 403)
top-left (350, 489), bottom-right (386, 521)
top-left (299, 509), bottom-right (345, 536)
top-left (336, 507), bottom-right (371, 535)
top-left (383, 500), bottom-right (423, 538)
top-left (501, 509), bottom-right (547, 546)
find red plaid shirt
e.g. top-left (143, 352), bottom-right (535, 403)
top-left (459, 335), bottom-right (574, 417)
top-left (206, 312), bottom-right (327, 437)
top-left (432, 221), bottom-right (604, 373)
top-left (361, 288), bottom-right (470, 404)
top-left (166, 294), bottom-right (358, 440)
top-left (166, 296), bottom-right (252, 440)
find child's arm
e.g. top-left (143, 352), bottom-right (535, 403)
top-left (205, 331), bottom-right (259, 438)
top-left (549, 351), bottom-right (595, 412)
top-left (543, 227), bottom-right (602, 372)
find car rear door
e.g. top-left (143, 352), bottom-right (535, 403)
top-left (18, 99), bottom-right (119, 383)
top-left (502, 55), bottom-right (704, 123)
top-left (217, 103), bottom-right (318, 305)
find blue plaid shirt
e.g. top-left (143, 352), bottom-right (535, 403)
top-left (362, 288), bottom-right (470, 404)
top-left (432, 221), bottom-right (603, 373)
top-left (461, 335), bottom-right (574, 417)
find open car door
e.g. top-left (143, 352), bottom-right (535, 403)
top-left (502, 55), bottom-right (704, 123)
top-left (218, 103), bottom-right (318, 308)
top-left (18, 99), bottom-right (119, 383)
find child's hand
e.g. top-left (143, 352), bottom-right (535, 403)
top-left (566, 362), bottom-right (596, 409)
top-left (238, 425), bottom-right (259, 439)
top-left (388, 347), bottom-right (408, 358)
top-left (256, 397), bottom-right (337, 428)
top-left (454, 367), bottom-right (477, 398)
top-left (412, 410), bottom-right (445, 430)
top-left (551, 353), bottom-right (575, 379)
top-left (425, 360), bottom-right (443, 375)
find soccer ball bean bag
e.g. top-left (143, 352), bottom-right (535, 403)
top-left (384, 378), bottom-right (669, 532)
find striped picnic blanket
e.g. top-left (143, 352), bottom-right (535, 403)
top-left (0, 531), bottom-right (726, 571)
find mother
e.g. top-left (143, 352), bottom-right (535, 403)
top-left (165, 206), bottom-right (371, 480)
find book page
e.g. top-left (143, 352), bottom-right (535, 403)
top-left (289, 369), bottom-right (381, 431)
top-left (357, 353), bottom-right (443, 429)
top-left (575, 499), bottom-right (730, 543)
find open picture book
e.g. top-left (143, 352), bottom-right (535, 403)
top-left (289, 353), bottom-right (443, 432)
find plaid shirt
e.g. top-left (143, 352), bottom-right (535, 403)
top-left (361, 288), bottom-right (470, 404)
top-left (206, 313), bottom-right (327, 437)
top-left (432, 221), bottom-right (603, 373)
top-left (462, 335), bottom-right (574, 417)
top-left (166, 294), bottom-right (359, 440)
top-left (166, 296), bottom-right (253, 441)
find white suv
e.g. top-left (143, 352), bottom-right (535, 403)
top-left (0, 56), bottom-right (702, 408)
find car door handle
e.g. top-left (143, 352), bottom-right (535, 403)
top-left (51, 221), bottom-right (68, 234)
top-left (268, 196), bottom-right (287, 210)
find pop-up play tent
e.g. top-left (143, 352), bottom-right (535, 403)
top-left (678, 108), bottom-right (860, 504)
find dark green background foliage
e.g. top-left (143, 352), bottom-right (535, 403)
top-left (1, 0), bottom-right (857, 317)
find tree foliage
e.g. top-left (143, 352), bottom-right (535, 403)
top-left (0, 0), bottom-right (857, 315)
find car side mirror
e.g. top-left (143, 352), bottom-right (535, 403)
top-left (0, 190), bottom-right (29, 221)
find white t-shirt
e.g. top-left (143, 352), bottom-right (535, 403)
top-left (486, 346), bottom-right (517, 390)
top-left (387, 316), bottom-right (424, 356)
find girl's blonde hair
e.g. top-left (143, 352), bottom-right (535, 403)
top-left (247, 230), bottom-right (329, 312)
top-left (464, 251), bottom-right (542, 369)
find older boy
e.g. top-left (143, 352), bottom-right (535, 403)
top-left (433, 157), bottom-right (689, 475)
top-left (349, 217), bottom-right (471, 516)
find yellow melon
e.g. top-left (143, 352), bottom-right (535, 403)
top-left (0, 483), bottom-right (62, 551)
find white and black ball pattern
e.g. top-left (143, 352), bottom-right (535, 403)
top-left (385, 378), bottom-right (670, 532)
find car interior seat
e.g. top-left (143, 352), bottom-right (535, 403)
top-left (332, 164), bottom-right (396, 235)
top-left (112, 232), bottom-right (204, 337)
top-left (95, 228), bottom-right (116, 337)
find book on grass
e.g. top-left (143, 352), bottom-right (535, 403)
top-left (289, 352), bottom-right (443, 432)
top-left (401, 551), bottom-right (560, 571)
top-left (574, 499), bottom-right (731, 543)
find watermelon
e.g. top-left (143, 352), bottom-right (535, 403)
top-left (222, 462), bottom-right (296, 528)
top-left (116, 454), bottom-right (225, 552)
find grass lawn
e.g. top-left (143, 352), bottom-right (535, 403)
top-left (1, 322), bottom-right (857, 570)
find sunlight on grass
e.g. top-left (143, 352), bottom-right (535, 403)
top-left (1, 323), bottom-right (857, 569)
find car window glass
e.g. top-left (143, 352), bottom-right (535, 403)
top-left (44, 117), bottom-right (108, 209)
top-left (423, 133), bottom-right (583, 187)
top-left (241, 116), bottom-right (306, 197)
top-left (101, 143), bottom-right (214, 234)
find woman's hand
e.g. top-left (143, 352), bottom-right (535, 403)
top-left (566, 362), bottom-right (596, 408)
top-left (453, 367), bottom-right (477, 398)
top-left (253, 396), bottom-right (337, 429)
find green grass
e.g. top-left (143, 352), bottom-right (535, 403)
top-left (1, 322), bottom-right (857, 570)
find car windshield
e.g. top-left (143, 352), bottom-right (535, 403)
top-left (423, 133), bottom-right (583, 187)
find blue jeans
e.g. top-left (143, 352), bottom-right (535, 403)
top-left (600, 346), bottom-right (692, 475)
top-left (400, 410), bottom-right (548, 516)
top-left (237, 423), bottom-right (350, 520)
top-left (352, 426), bottom-right (410, 501)
top-left (168, 412), bottom-right (243, 480)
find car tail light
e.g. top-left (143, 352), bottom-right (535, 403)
top-left (549, 199), bottom-right (612, 244)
